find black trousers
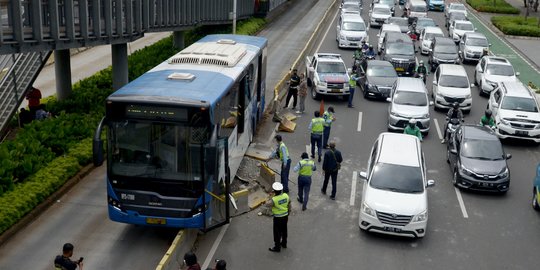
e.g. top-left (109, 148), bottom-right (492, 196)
top-left (322, 170), bottom-right (338, 198)
top-left (273, 216), bottom-right (288, 248)
top-left (285, 87), bottom-right (298, 108)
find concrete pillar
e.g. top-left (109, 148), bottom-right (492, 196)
top-left (112, 43), bottom-right (128, 91)
top-left (173, 31), bottom-right (185, 49)
top-left (54, 49), bottom-right (72, 101)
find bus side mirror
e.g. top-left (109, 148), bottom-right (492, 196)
top-left (93, 117), bottom-right (106, 166)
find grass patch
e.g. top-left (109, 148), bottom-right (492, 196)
top-left (467, 0), bottom-right (520, 14)
top-left (492, 16), bottom-right (540, 37)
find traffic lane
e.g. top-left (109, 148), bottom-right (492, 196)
top-left (0, 166), bottom-right (176, 270)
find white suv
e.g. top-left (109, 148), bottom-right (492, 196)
top-left (432, 64), bottom-right (473, 112)
top-left (488, 81), bottom-right (540, 143)
top-left (475, 56), bottom-right (519, 96)
top-left (337, 13), bottom-right (368, 48)
top-left (369, 4), bottom-right (392, 27)
top-left (305, 53), bottom-right (350, 99)
top-left (359, 132), bottom-right (435, 238)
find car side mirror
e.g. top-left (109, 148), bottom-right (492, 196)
top-left (489, 43), bottom-right (492, 47)
top-left (460, 41), bottom-right (464, 45)
top-left (429, 48), bottom-right (433, 52)
top-left (427, 180), bottom-right (435, 187)
top-left (359, 171), bottom-right (368, 179)
top-left (470, 83), bottom-right (475, 87)
top-left (377, 33), bottom-right (380, 37)
top-left (474, 27), bottom-right (478, 31)
top-left (386, 97), bottom-right (392, 102)
top-left (347, 68), bottom-right (352, 74)
top-left (516, 72), bottom-right (520, 76)
top-left (432, 80), bottom-right (437, 85)
top-left (506, 154), bottom-right (512, 159)
top-left (429, 101), bottom-right (434, 106)
top-left (459, 50), bottom-right (462, 54)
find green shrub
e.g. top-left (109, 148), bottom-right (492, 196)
top-left (467, 0), bottom-right (520, 14)
top-left (492, 16), bottom-right (540, 37)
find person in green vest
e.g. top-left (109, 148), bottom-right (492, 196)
top-left (268, 182), bottom-right (290, 252)
top-left (308, 111), bottom-right (325, 162)
top-left (271, 135), bottom-right (291, 193)
top-left (293, 152), bottom-right (316, 211)
top-left (322, 107), bottom-right (336, 149)
top-left (404, 118), bottom-right (423, 141)
top-left (348, 72), bottom-right (357, 108)
top-left (480, 109), bottom-right (495, 128)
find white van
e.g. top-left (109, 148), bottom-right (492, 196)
top-left (337, 13), bottom-right (368, 48)
top-left (359, 132), bottom-right (435, 238)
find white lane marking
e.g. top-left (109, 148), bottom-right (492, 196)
top-left (454, 187), bottom-right (469, 219)
top-left (357, 112), bottom-right (363, 132)
top-left (350, 171), bottom-right (358, 206)
top-left (202, 222), bottom-right (231, 269)
top-left (315, 7), bottom-right (340, 52)
top-left (306, 144), bottom-right (310, 155)
top-left (433, 118), bottom-right (443, 140)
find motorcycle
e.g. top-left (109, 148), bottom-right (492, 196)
top-left (416, 72), bottom-right (426, 83)
top-left (445, 117), bottom-right (463, 142)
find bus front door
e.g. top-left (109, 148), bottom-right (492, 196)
top-left (203, 137), bottom-right (230, 231)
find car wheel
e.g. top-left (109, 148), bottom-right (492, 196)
top-left (311, 85), bottom-right (320, 100)
top-left (533, 188), bottom-right (540, 211)
top-left (452, 169), bottom-right (459, 187)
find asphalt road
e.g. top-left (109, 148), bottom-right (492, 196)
top-left (0, 0), bottom-right (335, 270)
top-left (194, 2), bottom-right (540, 270)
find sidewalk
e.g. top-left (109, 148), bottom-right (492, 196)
top-left (462, 0), bottom-right (540, 87)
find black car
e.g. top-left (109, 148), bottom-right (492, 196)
top-left (446, 12), bottom-right (467, 30)
top-left (428, 37), bottom-right (459, 71)
top-left (388, 17), bottom-right (410, 33)
top-left (447, 125), bottom-right (512, 193)
top-left (381, 32), bottom-right (417, 76)
top-left (357, 60), bottom-right (398, 99)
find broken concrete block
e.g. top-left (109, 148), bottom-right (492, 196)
top-left (278, 117), bottom-right (296, 132)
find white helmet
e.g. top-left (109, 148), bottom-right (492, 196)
top-left (272, 182), bottom-right (284, 191)
top-left (409, 118), bottom-right (417, 125)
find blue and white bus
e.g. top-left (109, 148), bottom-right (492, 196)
top-left (93, 34), bottom-right (268, 231)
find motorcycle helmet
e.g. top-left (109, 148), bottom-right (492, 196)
top-left (409, 118), bottom-right (416, 126)
top-left (485, 109), bottom-right (492, 117)
top-left (453, 102), bottom-right (459, 109)
top-left (419, 60), bottom-right (424, 66)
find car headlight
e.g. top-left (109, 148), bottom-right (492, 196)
top-left (340, 34), bottom-right (346, 41)
top-left (411, 210), bottom-right (428, 222)
top-left (535, 123), bottom-right (540, 129)
top-left (499, 118), bottom-right (509, 125)
top-left (362, 202), bottom-right (376, 217)
top-left (459, 163), bottom-right (474, 176)
top-left (498, 168), bottom-right (509, 178)
top-left (390, 110), bottom-right (406, 118)
top-left (464, 94), bottom-right (472, 99)
top-left (421, 113), bottom-right (430, 119)
top-left (433, 57), bottom-right (441, 63)
top-left (465, 49), bottom-right (474, 55)
top-left (368, 84), bottom-right (378, 92)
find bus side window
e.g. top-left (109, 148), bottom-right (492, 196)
top-left (216, 86), bottom-right (239, 138)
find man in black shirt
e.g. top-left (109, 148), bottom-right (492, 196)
top-left (321, 141), bottom-right (343, 200)
top-left (284, 69), bottom-right (301, 110)
top-left (54, 243), bottom-right (83, 270)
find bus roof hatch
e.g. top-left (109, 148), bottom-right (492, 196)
top-left (168, 41), bottom-right (247, 67)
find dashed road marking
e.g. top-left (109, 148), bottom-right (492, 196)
top-left (357, 112), bottom-right (363, 132)
top-left (434, 118), bottom-right (444, 140)
top-left (202, 222), bottom-right (230, 269)
top-left (350, 171), bottom-right (358, 206)
top-left (454, 187), bottom-right (469, 219)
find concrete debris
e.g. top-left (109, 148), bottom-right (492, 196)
top-left (278, 117), bottom-right (296, 132)
top-left (245, 143), bottom-right (273, 161)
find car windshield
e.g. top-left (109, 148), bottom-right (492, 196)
top-left (411, 5), bottom-right (427, 12)
top-left (466, 37), bottom-right (488, 46)
top-left (434, 44), bottom-right (458, 54)
top-left (417, 18), bottom-right (436, 28)
top-left (425, 32), bottom-right (443, 40)
top-left (370, 163), bottom-right (424, 193)
top-left (461, 139), bottom-right (505, 160)
top-left (367, 65), bottom-right (398, 77)
top-left (394, 90), bottom-right (428, 106)
top-left (374, 7), bottom-right (391, 15)
top-left (451, 13), bottom-right (466, 21)
top-left (486, 64), bottom-right (514, 76)
top-left (451, 5), bottom-right (466, 10)
top-left (343, 22), bottom-right (366, 31)
top-left (317, 62), bottom-right (347, 73)
top-left (389, 18), bottom-right (408, 26)
top-left (456, 23), bottom-right (474, 31)
top-left (439, 75), bottom-right (469, 88)
top-left (379, 0), bottom-right (394, 5)
top-left (387, 42), bottom-right (414, 55)
top-left (501, 96), bottom-right (539, 112)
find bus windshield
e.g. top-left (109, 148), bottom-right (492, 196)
top-left (109, 120), bottom-right (207, 181)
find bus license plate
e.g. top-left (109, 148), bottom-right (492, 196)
top-left (146, 218), bottom-right (167, 225)
top-left (383, 226), bottom-right (402, 233)
top-left (395, 67), bottom-right (404, 72)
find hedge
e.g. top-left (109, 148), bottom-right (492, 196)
top-left (491, 16), bottom-right (540, 37)
top-left (0, 18), bottom-right (266, 235)
top-left (466, 0), bottom-right (520, 14)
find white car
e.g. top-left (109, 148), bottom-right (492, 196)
top-left (475, 56), bottom-right (519, 96)
top-left (488, 81), bottom-right (540, 143)
top-left (341, 1), bottom-right (362, 15)
top-left (305, 53), bottom-right (350, 99)
top-left (359, 132), bottom-right (435, 238)
top-left (449, 20), bottom-right (475, 43)
top-left (369, 4), bottom-right (392, 27)
top-left (459, 32), bottom-right (490, 62)
top-left (337, 14), bottom-right (368, 48)
top-left (432, 64), bottom-right (473, 112)
top-left (419, 26), bottom-right (444, 55)
top-left (446, 3), bottom-right (467, 18)
top-left (377, 24), bottom-right (401, 54)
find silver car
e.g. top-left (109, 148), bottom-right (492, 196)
top-left (459, 32), bottom-right (489, 62)
top-left (387, 77), bottom-right (431, 133)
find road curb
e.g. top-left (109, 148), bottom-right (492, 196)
top-left (0, 163), bottom-right (95, 247)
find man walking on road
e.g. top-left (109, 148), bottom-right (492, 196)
top-left (323, 107), bottom-right (336, 148)
top-left (348, 73), bottom-right (357, 108)
top-left (309, 111), bottom-right (325, 162)
top-left (284, 69), bottom-right (300, 110)
top-left (271, 135), bottom-right (291, 193)
top-left (293, 152), bottom-right (316, 211)
top-left (268, 182), bottom-right (290, 252)
top-left (322, 141), bottom-right (343, 200)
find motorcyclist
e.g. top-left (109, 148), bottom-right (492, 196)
top-left (360, 40), bottom-right (369, 51)
top-left (415, 61), bottom-right (428, 82)
top-left (404, 118), bottom-right (423, 141)
top-left (365, 45), bottom-right (376, 58)
top-left (442, 102), bottom-right (464, 143)
top-left (480, 109), bottom-right (496, 128)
